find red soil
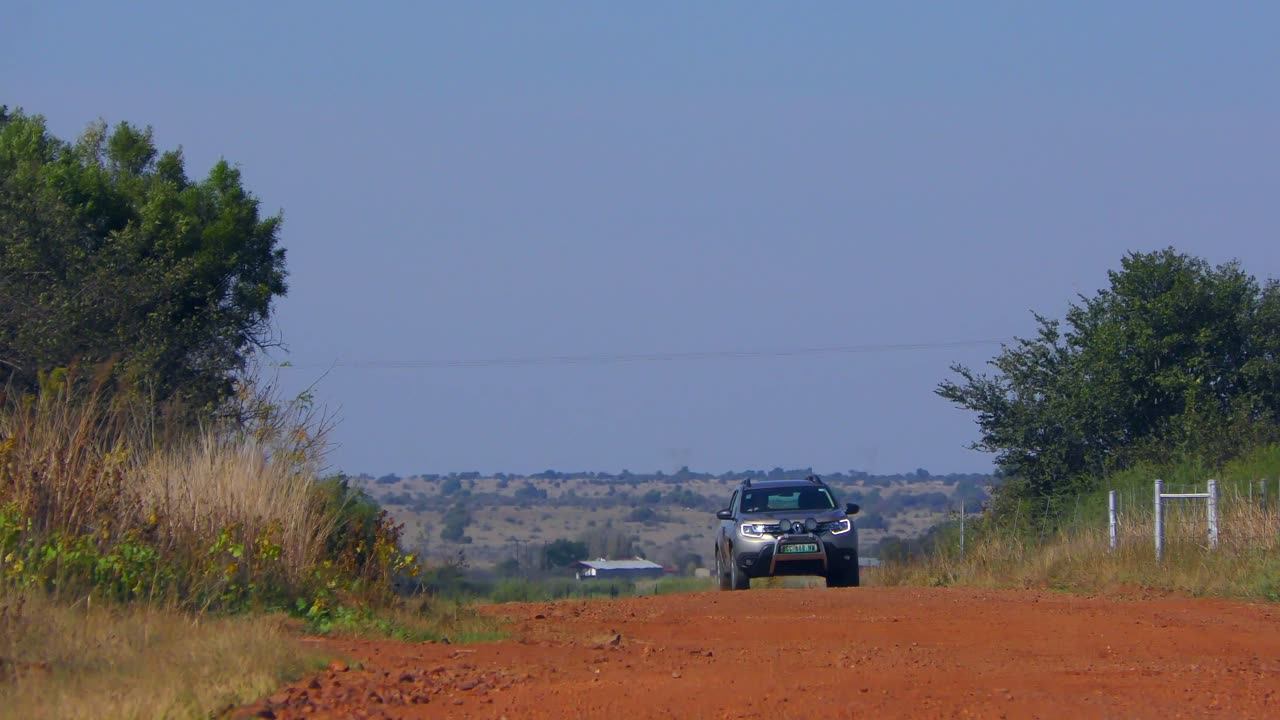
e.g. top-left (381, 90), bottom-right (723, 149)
top-left (236, 587), bottom-right (1280, 719)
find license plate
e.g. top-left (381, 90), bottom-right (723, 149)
top-left (780, 543), bottom-right (818, 554)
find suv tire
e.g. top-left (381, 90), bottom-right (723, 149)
top-left (730, 556), bottom-right (750, 590)
top-left (716, 551), bottom-right (733, 591)
top-left (717, 550), bottom-right (750, 591)
top-left (825, 564), bottom-right (860, 588)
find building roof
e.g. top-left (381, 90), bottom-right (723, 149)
top-left (573, 559), bottom-right (664, 571)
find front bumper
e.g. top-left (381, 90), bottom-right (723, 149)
top-left (734, 534), bottom-right (858, 578)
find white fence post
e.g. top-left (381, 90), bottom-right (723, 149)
top-left (1108, 490), bottom-right (1118, 552)
top-left (1154, 479), bottom-right (1164, 562)
top-left (1153, 479), bottom-right (1219, 560)
top-left (1207, 479), bottom-right (1219, 550)
top-left (959, 500), bottom-right (966, 559)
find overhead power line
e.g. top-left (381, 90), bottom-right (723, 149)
top-left (274, 337), bottom-right (1010, 370)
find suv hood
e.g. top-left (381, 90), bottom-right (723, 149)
top-left (742, 509), bottom-right (846, 524)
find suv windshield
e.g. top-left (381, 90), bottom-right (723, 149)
top-left (741, 486), bottom-right (836, 513)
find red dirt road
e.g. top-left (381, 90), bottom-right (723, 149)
top-left (240, 587), bottom-right (1280, 719)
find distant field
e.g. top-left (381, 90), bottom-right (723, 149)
top-left (356, 472), bottom-right (989, 571)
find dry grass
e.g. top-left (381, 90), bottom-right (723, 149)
top-left (876, 496), bottom-right (1280, 598)
top-left (0, 381), bottom-right (338, 606)
top-left (137, 434), bottom-right (334, 592)
top-left (877, 446), bottom-right (1280, 599)
top-left (0, 591), bottom-right (326, 720)
top-left (0, 381), bottom-right (448, 717)
top-left (0, 383), bottom-right (134, 538)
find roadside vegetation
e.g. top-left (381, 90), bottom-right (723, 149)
top-left (0, 108), bottom-right (495, 718)
top-left (0, 594), bottom-right (326, 720)
top-left (891, 250), bottom-right (1280, 600)
top-left (879, 445), bottom-right (1280, 598)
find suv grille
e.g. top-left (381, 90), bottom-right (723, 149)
top-left (763, 520), bottom-right (845, 536)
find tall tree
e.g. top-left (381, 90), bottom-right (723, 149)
top-left (939, 249), bottom-right (1280, 513)
top-left (542, 538), bottom-right (589, 568)
top-left (0, 108), bottom-right (286, 409)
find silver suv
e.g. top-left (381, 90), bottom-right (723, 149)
top-left (714, 476), bottom-right (860, 590)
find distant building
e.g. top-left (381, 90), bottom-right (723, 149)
top-left (571, 558), bottom-right (666, 581)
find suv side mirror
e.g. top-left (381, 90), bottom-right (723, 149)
top-left (845, 503), bottom-right (860, 515)
top-left (716, 509), bottom-right (733, 521)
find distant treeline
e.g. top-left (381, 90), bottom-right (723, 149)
top-left (363, 466), bottom-right (994, 487)
top-left (359, 467), bottom-right (994, 545)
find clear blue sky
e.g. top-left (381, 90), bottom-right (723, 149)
top-left (5, 2), bottom-right (1278, 476)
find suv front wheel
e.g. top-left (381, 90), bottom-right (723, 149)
top-left (825, 564), bottom-right (860, 588)
top-left (717, 549), bottom-right (749, 591)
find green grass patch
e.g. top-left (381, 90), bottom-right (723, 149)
top-left (303, 597), bottom-right (507, 644)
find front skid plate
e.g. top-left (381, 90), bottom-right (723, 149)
top-left (767, 534), bottom-right (827, 575)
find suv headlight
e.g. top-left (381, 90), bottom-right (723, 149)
top-left (739, 523), bottom-right (769, 538)
top-left (830, 518), bottom-right (852, 535)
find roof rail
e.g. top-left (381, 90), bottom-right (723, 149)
top-left (805, 474), bottom-right (822, 484)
